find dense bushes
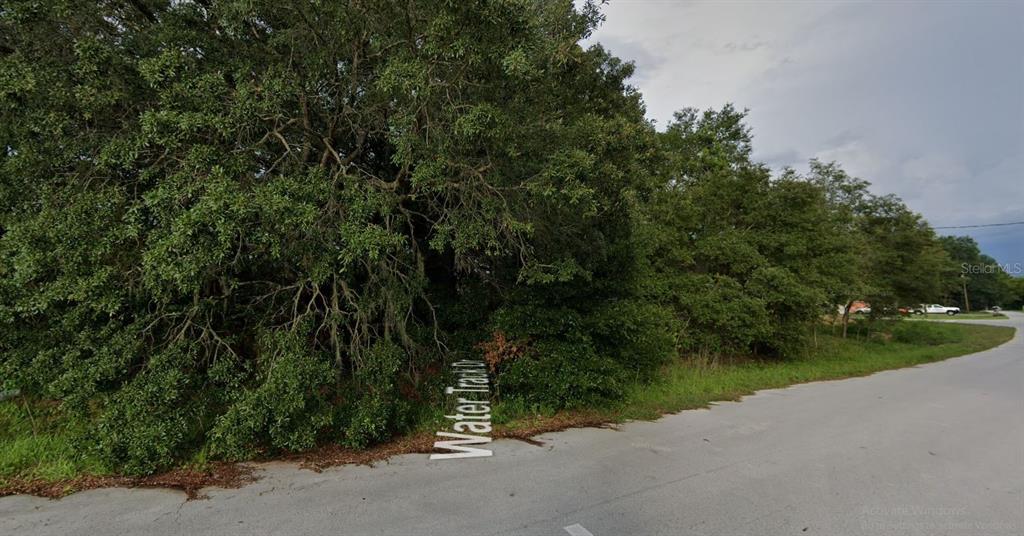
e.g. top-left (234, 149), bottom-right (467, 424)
top-left (207, 330), bottom-right (335, 461)
top-left (489, 299), bottom-right (675, 408)
top-left (0, 0), bottom-right (1005, 475)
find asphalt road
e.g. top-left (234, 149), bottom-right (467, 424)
top-left (4, 314), bottom-right (1022, 536)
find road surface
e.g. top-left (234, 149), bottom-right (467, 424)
top-left (3, 314), bottom-right (1022, 535)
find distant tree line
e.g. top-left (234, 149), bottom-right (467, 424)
top-left (0, 0), bottom-right (1017, 474)
top-left (936, 235), bottom-right (1019, 311)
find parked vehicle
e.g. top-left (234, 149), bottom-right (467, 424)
top-left (913, 304), bottom-right (961, 316)
top-left (847, 301), bottom-right (871, 315)
top-left (991, 306), bottom-right (1001, 313)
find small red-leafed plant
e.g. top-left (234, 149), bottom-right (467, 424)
top-left (476, 330), bottom-right (530, 374)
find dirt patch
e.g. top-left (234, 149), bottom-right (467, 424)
top-left (288, 432), bottom-right (438, 472)
top-left (495, 410), bottom-right (618, 445)
top-left (0, 462), bottom-right (257, 500)
top-left (288, 410), bottom-right (617, 470)
top-left (0, 410), bottom-right (619, 500)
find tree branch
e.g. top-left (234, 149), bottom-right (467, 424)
top-left (127, 0), bottom-right (158, 24)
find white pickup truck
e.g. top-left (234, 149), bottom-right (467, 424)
top-left (913, 304), bottom-right (961, 316)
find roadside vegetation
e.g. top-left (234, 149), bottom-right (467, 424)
top-left (494, 320), bottom-right (1016, 429)
top-left (577, 320), bottom-right (1015, 424)
top-left (2, 320), bottom-right (1014, 491)
top-left (2, 0), bottom-right (1022, 486)
top-left (0, 401), bottom-right (106, 486)
top-left (910, 312), bottom-right (1010, 321)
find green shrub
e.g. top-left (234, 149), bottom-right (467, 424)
top-left (499, 339), bottom-right (623, 409)
top-left (489, 298), bottom-right (673, 409)
top-left (209, 331), bottom-right (334, 461)
top-left (94, 344), bottom-right (205, 475)
top-left (583, 300), bottom-right (677, 379)
top-left (663, 273), bottom-right (772, 356)
top-left (342, 340), bottom-right (408, 449)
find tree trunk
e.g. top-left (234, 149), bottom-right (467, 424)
top-left (841, 300), bottom-right (854, 338)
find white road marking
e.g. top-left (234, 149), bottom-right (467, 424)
top-left (563, 523), bottom-right (595, 536)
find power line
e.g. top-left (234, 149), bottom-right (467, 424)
top-left (933, 220), bottom-right (1024, 230)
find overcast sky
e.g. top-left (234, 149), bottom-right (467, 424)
top-left (585, 0), bottom-right (1023, 269)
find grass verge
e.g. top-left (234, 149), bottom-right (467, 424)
top-left (0, 401), bottom-right (106, 486)
top-left (1, 320), bottom-right (1015, 497)
top-left (908, 312), bottom-right (1008, 320)
top-left (495, 320), bottom-right (1015, 429)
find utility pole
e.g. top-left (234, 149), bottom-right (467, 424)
top-left (960, 273), bottom-right (970, 313)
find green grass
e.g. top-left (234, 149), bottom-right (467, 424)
top-left (0, 401), bottom-right (108, 487)
top-left (908, 312), bottom-right (1009, 320)
top-left (496, 320), bottom-right (1016, 427)
top-left (2, 321), bottom-right (1015, 488)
